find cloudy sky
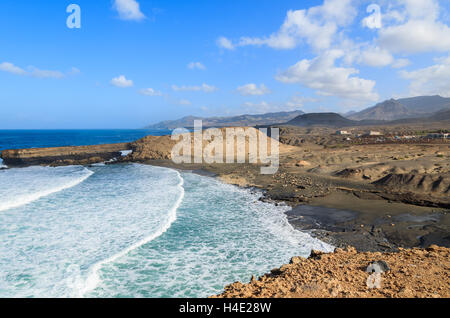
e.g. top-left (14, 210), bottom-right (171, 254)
top-left (1, 0), bottom-right (449, 128)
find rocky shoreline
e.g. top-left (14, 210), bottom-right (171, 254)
top-left (1, 142), bottom-right (131, 167)
top-left (213, 245), bottom-right (450, 298)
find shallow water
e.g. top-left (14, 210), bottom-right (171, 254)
top-left (0, 163), bottom-right (332, 298)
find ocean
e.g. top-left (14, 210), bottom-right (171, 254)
top-left (0, 130), bottom-right (333, 298)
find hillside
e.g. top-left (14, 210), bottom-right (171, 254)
top-left (349, 99), bottom-right (415, 121)
top-left (145, 110), bottom-right (304, 129)
top-left (349, 96), bottom-right (450, 121)
top-left (398, 95), bottom-right (450, 114)
top-left (286, 113), bottom-right (358, 127)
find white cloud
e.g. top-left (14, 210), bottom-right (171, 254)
top-left (178, 99), bottom-right (192, 105)
top-left (276, 50), bottom-right (379, 103)
top-left (172, 83), bottom-right (217, 92)
top-left (0, 62), bottom-right (26, 75)
top-left (400, 56), bottom-right (450, 97)
top-left (392, 58), bottom-right (411, 69)
top-left (400, 0), bottom-right (440, 20)
top-left (285, 96), bottom-right (317, 109)
top-left (327, 37), bottom-right (396, 68)
top-left (226, 0), bottom-right (357, 51)
top-left (139, 88), bottom-right (162, 96)
top-left (69, 67), bottom-right (81, 75)
top-left (113, 0), bottom-right (145, 21)
top-left (29, 67), bottom-right (64, 79)
top-left (242, 95), bottom-right (317, 113)
top-left (243, 101), bottom-right (271, 113)
top-left (216, 37), bottom-right (235, 50)
top-left (0, 62), bottom-right (75, 79)
top-left (111, 75), bottom-right (133, 88)
top-left (359, 46), bottom-right (394, 67)
top-left (187, 62), bottom-right (206, 70)
top-left (379, 0), bottom-right (450, 54)
top-left (237, 83), bottom-right (271, 96)
top-left (380, 20), bottom-right (450, 54)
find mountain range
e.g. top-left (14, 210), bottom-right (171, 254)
top-left (145, 110), bottom-right (304, 129)
top-left (348, 95), bottom-right (450, 121)
top-left (285, 109), bottom-right (450, 128)
top-left (145, 95), bottom-right (450, 129)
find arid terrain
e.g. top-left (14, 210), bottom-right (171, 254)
top-left (214, 245), bottom-right (450, 298)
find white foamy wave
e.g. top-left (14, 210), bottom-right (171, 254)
top-left (0, 166), bottom-right (93, 212)
top-left (0, 158), bottom-right (7, 169)
top-left (120, 150), bottom-right (132, 157)
top-left (78, 170), bottom-right (185, 297)
top-left (0, 164), bottom-right (184, 298)
top-left (92, 172), bottom-right (333, 298)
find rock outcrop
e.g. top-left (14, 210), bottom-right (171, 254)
top-left (0, 143), bottom-right (131, 167)
top-left (214, 245), bottom-right (450, 298)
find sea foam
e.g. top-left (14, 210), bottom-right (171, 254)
top-left (0, 164), bottom-right (184, 297)
top-left (0, 164), bottom-right (332, 298)
top-left (0, 158), bottom-right (7, 169)
top-left (0, 165), bottom-right (93, 212)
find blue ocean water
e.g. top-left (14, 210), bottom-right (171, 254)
top-left (0, 131), bottom-right (333, 298)
top-left (0, 129), bottom-right (171, 151)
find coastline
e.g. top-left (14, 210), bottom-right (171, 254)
top-left (1, 132), bottom-right (449, 298)
top-left (138, 162), bottom-right (450, 298)
top-left (137, 159), bottom-right (449, 253)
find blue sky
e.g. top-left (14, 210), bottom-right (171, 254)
top-left (1, 0), bottom-right (449, 129)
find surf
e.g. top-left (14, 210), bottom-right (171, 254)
top-left (0, 164), bottom-right (185, 297)
top-left (0, 165), bottom-right (94, 212)
top-left (78, 170), bottom-right (185, 297)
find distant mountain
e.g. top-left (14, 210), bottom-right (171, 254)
top-left (349, 99), bottom-right (414, 121)
top-left (145, 110), bottom-right (304, 129)
top-left (397, 95), bottom-right (450, 114)
top-left (342, 110), bottom-right (357, 117)
top-left (429, 109), bottom-right (450, 121)
top-left (286, 113), bottom-right (357, 127)
top-left (392, 108), bottom-right (450, 124)
top-left (284, 109), bottom-right (450, 128)
top-left (349, 96), bottom-right (450, 121)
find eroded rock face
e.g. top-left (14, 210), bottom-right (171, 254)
top-left (128, 135), bottom-right (176, 161)
top-left (0, 143), bottom-right (131, 167)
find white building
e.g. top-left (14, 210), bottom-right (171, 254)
top-left (364, 131), bottom-right (382, 136)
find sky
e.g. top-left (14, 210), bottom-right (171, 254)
top-left (0, 0), bottom-right (450, 129)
